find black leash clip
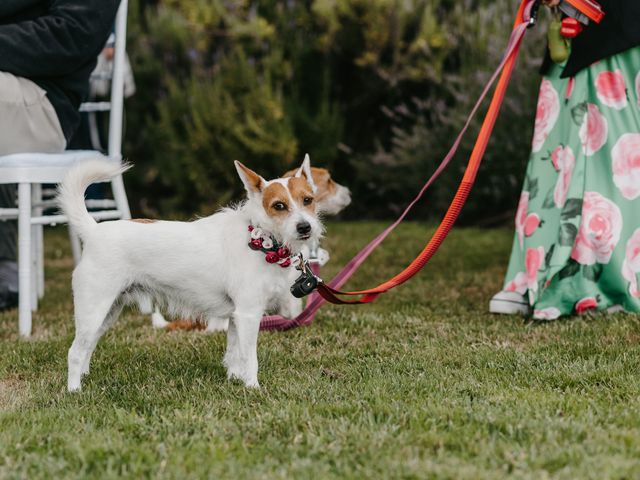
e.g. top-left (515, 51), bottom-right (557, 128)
top-left (290, 256), bottom-right (320, 298)
top-left (528, 0), bottom-right (542, 28)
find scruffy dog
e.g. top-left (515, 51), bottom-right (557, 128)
top-left (59, 157), bottom-right (323, 390)
top-left (151, 163), bottom-right (352, 331)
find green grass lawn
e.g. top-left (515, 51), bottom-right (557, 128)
top-left (1, 222), bottom-right (639, 479)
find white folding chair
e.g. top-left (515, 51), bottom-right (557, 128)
top-left (0, 0), bottom-right (131, 337)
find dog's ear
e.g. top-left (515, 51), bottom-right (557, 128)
top-left (294, 154), bottom-right (317, 193)
top-left (235, 161), bottom-right (265, 194)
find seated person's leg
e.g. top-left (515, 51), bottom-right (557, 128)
top-left (0, 71), bottom-right (66, 310)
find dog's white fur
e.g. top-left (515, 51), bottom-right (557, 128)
top-left (60, 157), bottom-right (322, 391)
top-left (149, 160), bottom-right (352, 332)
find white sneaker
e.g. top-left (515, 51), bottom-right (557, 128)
top-left (489, 291), bottom-right (531, 315)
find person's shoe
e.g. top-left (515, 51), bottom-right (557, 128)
top-left (0, 260), bottom-right (18, 312)
top-left (489, 290), bottom-right (531, 315)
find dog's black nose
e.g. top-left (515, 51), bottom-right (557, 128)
top-left (296, 221), bottom-right (312, 235)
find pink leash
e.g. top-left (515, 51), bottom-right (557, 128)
top-left (260, 3), bottom-right (534, 331)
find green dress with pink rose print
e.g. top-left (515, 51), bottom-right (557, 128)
top-left (501, 46), bottom-right (640, 320)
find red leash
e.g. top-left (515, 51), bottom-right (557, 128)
top-left (260, 0), bottom-right (535, 330)
top-left (261, 0), bottom-right (604, 329)
top-left (317, 0), bottom-right (606, 306)
top-left (565, 0), bottom-right (604, 24)
top-left (315, 0), bottom-right (536, 305)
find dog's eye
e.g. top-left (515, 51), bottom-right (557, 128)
top-left (272, 202), bottom-right (287, 211)
top-left (303, 197), bottom-right (313, 206)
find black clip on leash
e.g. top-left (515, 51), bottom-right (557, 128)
top-left (290, 255), bottom-right (320, 298)
top-left (528, 0), bottom-right (542, 28)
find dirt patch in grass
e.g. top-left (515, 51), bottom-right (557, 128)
top-left (0, 377), bottom-right (29, 412)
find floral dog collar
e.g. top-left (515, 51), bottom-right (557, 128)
top-left (247, 225), bottom-right (294, 268)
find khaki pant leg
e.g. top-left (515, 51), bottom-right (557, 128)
top-left (0, 71), bottom-right (67, 261)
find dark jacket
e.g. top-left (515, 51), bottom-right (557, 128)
top-left (0, 0), bottom-right (121, 142)
top-left (541, 0), bottom-right (640, 78)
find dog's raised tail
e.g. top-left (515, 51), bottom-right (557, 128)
top-left (57, 160), bottom-right (131, 238)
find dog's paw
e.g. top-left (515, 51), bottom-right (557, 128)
top-left (225, 366), bottom-right (259, 389)
top-left (67, 382), bottom-right (82, 392)
top-left (151, 311), bottom-right (170, 329)
top-left (316, 247), bottom-right (330, 266)
top-left (226, 369), bottom-right (246, 382)
top-left (244, 378), bottom-right (260, 389)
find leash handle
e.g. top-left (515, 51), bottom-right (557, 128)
top-left (564, 0), bottom-right (604, 24)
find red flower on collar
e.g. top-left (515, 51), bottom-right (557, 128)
top-left (248, 224), bottom-right (292, 268)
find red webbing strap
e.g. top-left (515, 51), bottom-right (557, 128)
top-left (565, 0), bottom-right (605, 23)
top-left (260, 0), bottom-right (535, 328)
top-left (316, 0), bottom-right (533, 305)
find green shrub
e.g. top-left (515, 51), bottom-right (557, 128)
top-left (124, 0), bottom-right (546, 221)
top-left (351, 0), bottom-right (546, 223)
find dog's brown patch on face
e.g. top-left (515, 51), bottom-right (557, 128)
top-left (129, 218), bottom-right (156, 224)
top-left (283, 167), bottom-right (335, 204)
top-left (309, 168), bottom-right (337, 203)
top-left (288, 176), bottom-right (315, 212)
top-left (262, 183), bottom-right (291, 218)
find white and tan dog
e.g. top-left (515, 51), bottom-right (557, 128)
top-left (59, 156), bottom-right (323, 391)
top-left (152, 164), bottom-right (352, 332)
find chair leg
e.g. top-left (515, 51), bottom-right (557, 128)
top-left (30, 223), bottom-right (38, 312)
top-left (18, 183), bottom-right (32, 337)
top-left (33, 184), bottom-right (45, 300)
top-left (37, 223), bottom-right (44, 299)
top-left (111, 174), bottom-right (131, 220)
top-left (31, 184), bottom-right (41, 309)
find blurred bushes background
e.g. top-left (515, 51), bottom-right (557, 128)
top-left (124, 0), bottom-right (545, 222)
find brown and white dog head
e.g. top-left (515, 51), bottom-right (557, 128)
top-left (283, 156), bottom-right (351, 216)
top-left (235, 155), bottom-right (323, 252)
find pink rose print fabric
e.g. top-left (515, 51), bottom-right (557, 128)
top-left (515, 192), bottom-right (528, 248)
top-left (515, 192), bottom-right (542, 247)
top-left (501, 47), bottom-right (640, 319)
top-left (575, 297), bottom-right (598, 313)
top-left (533, 307), bottom-right (561, 320)
top-left (505, 272), bottom-right (528, 295)
top-left (565, 77), bottom-right (575, 101)
top-left (532, 80), bottom-right (560, 153)
top-left (579, 103), bottom-right (608, 156)
top-left (571, 192), bottom-right (622, 266)
top-left (595, 70), bottom-right (628, 110)
top-left (525, 246), bottom-right (545, 298)
top-left (612, 133), bottom-right (640, 200)
top-left (622, 229), bottom-right (640, 298)
top-left (551, 146), bottom-right (575, 208)
top-left (524, 214), bottom-right (541, 237)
